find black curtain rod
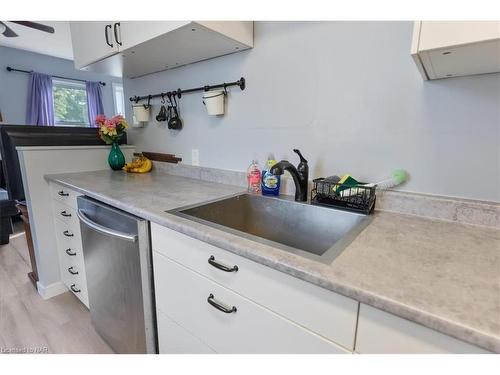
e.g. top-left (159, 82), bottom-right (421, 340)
top-left (6, 66), bottom-right (106, 86)
top-left (129, 77), bottom-right (245, 103)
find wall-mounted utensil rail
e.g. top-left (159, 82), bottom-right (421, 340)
top-left (6, 66), bottom-right (106, 86)
top-left (129, 77), bottom-right (246, 103)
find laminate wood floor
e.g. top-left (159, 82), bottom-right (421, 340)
top-left (0, 232), bottom-right (113, 354)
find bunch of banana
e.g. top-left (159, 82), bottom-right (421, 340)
top-left (123, 154), bottom-right (153, 173)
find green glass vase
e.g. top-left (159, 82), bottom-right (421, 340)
top-left (108, 142), bottom-right (125, 171)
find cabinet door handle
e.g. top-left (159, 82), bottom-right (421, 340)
top-left (70, 284), bottom-right (81, 293)
top-left (65, 248), bottom-right (76, 256)
top-left (63, 230), bottom-right (74, 237)
top-left (208, 256), bottom-right (238, 273)
top-left (113, 22), bottom-right (122, 46)
top-left (60, 210), bottom-right (72, 217)
top-left (68, 266), bottom-right (79, 275)
top-left (58, 190), bottom-right (69, 197)
top-left (105, 24), bottom-right (113, 47)
top-left (207, 293), bottom-right (237, 314)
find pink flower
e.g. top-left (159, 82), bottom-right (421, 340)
top-left (106, 115), bottom-right (124, 129)
top-left (97, 114), bottom-right (128, 144)
top-left (111, 115), bottom-right (124, 123)
top-left (105, 118), bottom-right (117, 129)
top-left (95, 114), bottom-right (106, 125)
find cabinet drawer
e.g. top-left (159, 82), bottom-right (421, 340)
top-left (59, 254), bottom-right (85, 282)
top-left (54, 215), bottom-right (82, 245)
top-left (151, 223), bottom-right (358, 350)
top-left (153, 251), bottom-right (349, 354)
top-left (55, 232), bottom-right (85, 273)
top-left (355, 304), bottom-right (490, 354)
top-left (58, 238), bottom-right (84, 264)
top-left (157, 310), bottom-right (215, 354)
top-left (52, 200), bottom-right (79, 227)
top-left (68, 275), bottom-right (89, 308)
top-left (50, 183), bottom-right (79, 208)
top-left (59, 258), bottom-right (89, 307)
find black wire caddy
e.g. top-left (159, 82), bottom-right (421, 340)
top-left (310, 178), bottom-right (376, 215)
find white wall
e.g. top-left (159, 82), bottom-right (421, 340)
top-left (124, 21), bottom-right (500, 202)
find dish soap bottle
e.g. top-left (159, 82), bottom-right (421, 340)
top-left (261, 157), bottom-right (280, 196)
top-left (247, 160), bottom-right (261, 194)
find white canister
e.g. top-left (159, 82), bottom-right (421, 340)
top-left (202, 90), bottom-right (225, 116)
top-left (132, 104), bottom-right (151, 122)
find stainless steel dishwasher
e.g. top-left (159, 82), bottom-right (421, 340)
top-left (77, 196), bottom-right (157, 354)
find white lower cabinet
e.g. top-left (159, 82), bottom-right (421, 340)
top-left (151, 223), bottom-right (490, 354)
top-left (355, 304), bottom-right (491, 354)
top-left (153, 252), bottom-right (349, 354)
top-left (151, 223), bottom-right (359, 351)
top-left (157, 310), bottom-right (215, 354)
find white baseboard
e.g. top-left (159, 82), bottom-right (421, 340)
top-left (36, 281), bottom-right (67, 300)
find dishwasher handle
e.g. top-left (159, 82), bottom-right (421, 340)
top-left (77, 209), bottom-right (138, 242)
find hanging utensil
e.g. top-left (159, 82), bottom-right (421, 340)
top-left (143, 95), bottom-right (152, 110)
top-left (168, 92), bottom-right (183, 130)
top-left (166, 92), bottom-right (173, 123)
top-left (156, 93), bottom-right (168, 122)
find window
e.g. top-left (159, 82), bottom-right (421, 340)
top-left (52, 79), bottom-right (89, 126)
top-left (112, 83), bottom-right (125, 115)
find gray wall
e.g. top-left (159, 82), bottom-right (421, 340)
top-left (124, 22), bottom-right (500, 202)
top-left (0, 46), bottom-right (122, 124)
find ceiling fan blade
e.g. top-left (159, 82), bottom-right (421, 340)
top-left (0, 22), bottom-right (18, 37)
top-left (10, 21), bottom-right (55, 34)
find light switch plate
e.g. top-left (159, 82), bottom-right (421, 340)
top-left (191, 149), bottom-right (200, 166)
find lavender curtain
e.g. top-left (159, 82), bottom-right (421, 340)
top-left (86, 81), bottom-right (104, 127)
top-left (26, 72), bottom-right (54, 126)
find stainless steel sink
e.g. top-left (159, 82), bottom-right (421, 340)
top-left (170, 193), bottom-right (371, 264)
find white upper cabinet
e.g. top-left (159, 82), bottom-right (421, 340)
top-left (117, 21), bottom-right (191, 51)
top-left (411, 21), bottom-right (500, 80)
top-left (70, 22), bottom-right (120, 70)
top-left (69, 21), bottom-right (254, 78)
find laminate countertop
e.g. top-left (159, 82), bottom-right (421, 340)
top-left (45, 169), bottom-right (500, 353)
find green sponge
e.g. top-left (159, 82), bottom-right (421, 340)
top-left (332, 174), bottom-right (360, 196)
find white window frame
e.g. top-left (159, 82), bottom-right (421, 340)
top-left (52, 78), bottom-right (90, 127)
top-left (112, 82), bottom-right (125, 116)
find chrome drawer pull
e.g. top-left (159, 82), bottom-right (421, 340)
top-left (65, 248), bottom-right (76, 256)
top-left (63, 230), bottom-right (74, 237)
top-left (60, 210), bottom-right (72, 217)
top-left (70, 284), bottom-right (81, 293)
top-left (207, 293), bottom-right (237, 314)
top-left (208, 255), bottom-right (238, 273)
top-left (68, 267), bottom-right (79, 275)
top-left (58, 191), bottom-right (69, 197)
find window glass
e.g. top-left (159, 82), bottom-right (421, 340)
top-left (112, 83), bottom-right (125, 115)
top-left (52, 79), bottom-right (89, 126)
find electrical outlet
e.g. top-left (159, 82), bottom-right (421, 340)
top-left (192, 149), bottom-right (200, 166)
